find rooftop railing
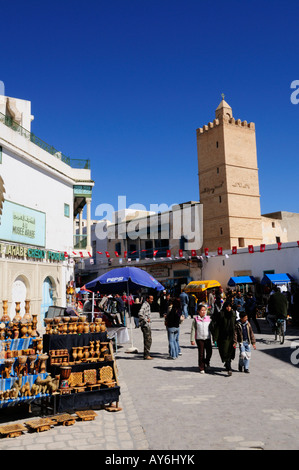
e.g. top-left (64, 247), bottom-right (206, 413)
top-left (0, 112), bottom-right (90, 169)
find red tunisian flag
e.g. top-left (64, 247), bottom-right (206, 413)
top-left (248, 245), bottom-right (254, 253)
top-left (232, 246), bottom-right (237, 255)
top-left (191, 250), bottom-right (197, 257)
top-left (114, 251), bottom-right (119, 257)
top-left (217, 247), bottom-right (223, 255)
top-left (153, 250), bottom-right (158, 257)
top-left (105, 252), bottom-right (110, 258)
top-left (179, 249), bottom-right (183, 257)
top-left (204, 248), bottom-right (209, 256)
top-left (260, 244), bottom-right (265, 253)
top-left (277, 242), bottom-right (282, 250)
top-left (166, 250), bottom-right (171, 258)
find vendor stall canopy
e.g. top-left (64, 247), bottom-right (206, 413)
top-left (228, 276), bottom-right (257, 286)
top-left (261, 273), bottom-right (295, 285)
top-left (84, 266), bottom-right (164, 294)
top-left (184, 280), bottom-right (221, 293)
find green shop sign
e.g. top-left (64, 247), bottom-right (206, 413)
top-left (0, 243), bottom-right (66, 262)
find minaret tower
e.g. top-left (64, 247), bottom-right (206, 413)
top-left (196, 96), bottom-right (263, 252)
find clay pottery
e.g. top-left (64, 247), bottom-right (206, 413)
top-left (79, 315), bottom-right (86, 322)
top-left (72, 322), bottom-right (78, 334)
top-left (0, 323), bottom-right (5, 340)
top-left (95, 317), bottom-right (102, 324)
top-left (72, 347), bottom-right (78, 362)
top-left (62, 323), bottom-right (68, 335)
top-left (77, 347), bottom-right (84, 362)
top-left (95, 341), bottom-right (100, 358)
top-left (1, 300), bottom-right (10, 323)
top-left (35, 338), bottom-right (43, 355)
top-left (23, 300), bottom-right (32, 321)
top-left (83, 323), bottom-right (89, 334)
top-left (95, 322), bottom-right (101, 333)
top-left (39, 354), bottom-right (48, 373)
top-left (13, 324), bottom-right (19, 339)
top-left (100, 322), bottom-right (106, 332)
top-left (63, 316), bottom-right (70, 323)
top-left (20, 323), bottom-right (28, 338)
top-left (12, 301), bottom-right (22, 322)
top-left (27, 322), bottom-right (33, 337)
top-left (29, 354), bottom-right (37, 373)
top-left (68, 323), bottom-right (74, 334)
top-left (89, 341), bottom-right (95, 359)
top-left (77, 322), bottom-right (84, 334)
top-left (18, 355), bottom-right (28, 375)
top-left (89, 322), bottom-right (95, 333)
top-left (54, 316), bottom-right (61, 324)
top-left (83, 346), bottom-right (89, 361)
top-left (3, 358), bottom-right (14, 378)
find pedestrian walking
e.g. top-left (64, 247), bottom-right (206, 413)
top-left (245, 292), bottom-right (261, 334)
top-left (234, 312), bottom-right (256, 373)
top-left (179, 290), bottom-right (189, 319)
top-left (190, 304), bottom-right (212, 374)
top-left (188, 294), bottom-right (197, 318)
top-left (165, 298), bottom-right (182, 359)
top-left (138, 294), bottom-right (154, 360)
top-left (212, 301), bottom-right (237, 376)
top-left (267, 286), bottom-right (288, 332)
top-left (160, 292), bottom-right (171, 318)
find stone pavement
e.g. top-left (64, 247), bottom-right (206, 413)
top-left (0, 313), bottom-right (299, 451)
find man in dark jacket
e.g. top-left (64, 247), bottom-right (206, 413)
top-left (267, 286), bottom-right (288, 331)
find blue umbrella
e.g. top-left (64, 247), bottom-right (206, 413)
top-left (85, 267), bottom-right (164, 352)
top-left (85, 266), bottom-right (164, 294)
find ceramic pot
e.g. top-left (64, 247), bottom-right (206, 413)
top-left (77, 323), bottom-right (84, 334)
top-left (20, 323), bottom-right (28, 338)
top-left (83, 323), bottom-right (89, 334)
top-left (100, 322), bottom-right (106, 332)
top-left (77, 347), bottom-right (84, 362)
top-left (23, 300), bottom-right (32, 321)
top-left (1, 300), bottom-right (10, 322)
top-left (13, 301), bottom-right (22, 322)
top-left (72, 347), bottom-right (78, 362)
top-left (39, 354), bottom-right (48, 373)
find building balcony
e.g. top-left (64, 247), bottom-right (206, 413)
top-left (0, 112), bottom-right (90, 170)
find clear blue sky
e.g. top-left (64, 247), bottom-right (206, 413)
top-left (1, 0), bottom-right (298, 219)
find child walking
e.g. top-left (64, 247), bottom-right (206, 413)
top-left (233, 312), bottom-right (256, 373)
top-left (190, 304), bottom-right (212, 374)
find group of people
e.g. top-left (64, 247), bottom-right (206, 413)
top-left (138, 290), bottom-right (258, 375)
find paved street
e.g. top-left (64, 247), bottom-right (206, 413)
top-left (0, 313), bottom-right (299, 451)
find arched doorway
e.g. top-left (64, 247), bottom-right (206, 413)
top-left (10, 276), bottom-right (28, 318)
top-left (41, 277), bottom-right (54, 322)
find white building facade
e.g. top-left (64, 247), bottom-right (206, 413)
top-left (0, 95), bottom-right (94, 328)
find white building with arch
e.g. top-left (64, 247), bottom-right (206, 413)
top-left (0, 94), bottom-right (94, 328)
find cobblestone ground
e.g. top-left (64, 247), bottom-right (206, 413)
top-left (0, 313), bottom-right (298, 451)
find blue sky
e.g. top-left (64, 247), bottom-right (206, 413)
top-left (1, 0), bottom-right (298, 219)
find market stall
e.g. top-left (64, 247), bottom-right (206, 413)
top-left (184, 280), bottom-right (221, 303)
top-left (227, 275), bottom-right (258, 293)
top-left (261, 273), bottom-right (295, 288)
top-left (0, 299), bottom-right (121, 418)
top-left (85, 266), bottom-right (164, 353)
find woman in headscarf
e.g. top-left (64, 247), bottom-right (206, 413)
top-left (212, 301), bottom-right (237, 376)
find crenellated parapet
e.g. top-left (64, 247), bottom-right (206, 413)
top-left (197, 116), bottom-right (255, 134)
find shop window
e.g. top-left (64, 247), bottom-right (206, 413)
top-left (115, 242), bottom-right (121, 256)
top-left (238, 237), bottom-right (245, 247)
top-left (64, 203), bottom-right (70, 218)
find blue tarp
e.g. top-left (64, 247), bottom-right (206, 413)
top-left (228, 276), bottom-right (257, 286)
top-left (261, 273), bottom-right (294, 285)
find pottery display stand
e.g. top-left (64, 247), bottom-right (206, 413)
top-left (42, 331), bottom-right (121, 414)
